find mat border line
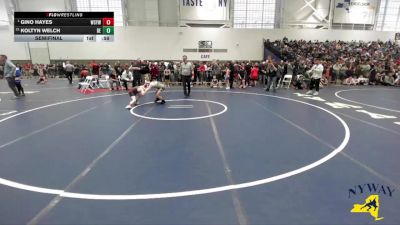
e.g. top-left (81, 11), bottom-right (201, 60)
top-left (335, 89), bottom-right (400, 113)
top-left (0, 90), bottom-right (350, 200)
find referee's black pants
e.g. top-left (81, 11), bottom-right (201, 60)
top-left (66, 72), bottom-right (73, 84)
top-left (6, 77), bottom-right (19, 97)
top-left (182, 75), bottom-right (191, 96)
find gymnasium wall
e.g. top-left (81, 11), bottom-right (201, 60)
top-left (17, 0), bottom-right (67, 11)
top-left (48, 27), bottom-right (398, 61)
top-left (0, 26), bottom-right (397, 61)
top-left (0, 27), bottom-right (30, 60)
top-left (0, 0), bottom-right (9, 26)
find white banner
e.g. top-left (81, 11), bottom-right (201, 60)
top-left (333, 0), bottom-right (377, 24)
top-left (180, 0), bottom-right (230, 21)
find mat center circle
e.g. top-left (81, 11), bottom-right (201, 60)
top-left (130, 99), bottom-right (228, 121)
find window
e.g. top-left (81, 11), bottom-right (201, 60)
top-left (0, 0), bottom-right (11, 26)
top-left (376, 0), bottom-right (400, 31)
top-left (233, 0), bottom-right (276, 29)
top-left (75, 0), bottom-right (124, 26)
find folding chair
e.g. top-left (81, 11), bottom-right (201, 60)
top-left (98, 75), bottom-right (110, 89)
top-left (91, 75), bottom-right (100, 88)
top-left (279, 74), bottom-right (292, 89)
top-left (358, 77), bottom-right (369, 85)
top-left (79, 76), bottom-right (94, 94)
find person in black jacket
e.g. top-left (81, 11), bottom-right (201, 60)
top-left (229, 61), bottom-right (235, 89)
top-left (265, 59), bottom-right (278, 92)
top-left (130, 60), bottom-right (141, 87)
top-left (245, 62), bottom-right (252, 87)
top-left (369, 64), bottom-right (377, 85)
top-left (130, 60), bottom-right (149, 87)
top-left (114, 62), bottom-right (123, 79)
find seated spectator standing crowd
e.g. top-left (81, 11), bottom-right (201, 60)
top-left (69, 38), bottom-right (400, 90)
top-left (3, 39), bottom-right (400, 96)
top-left (264, 38), bottom-right (400, 86)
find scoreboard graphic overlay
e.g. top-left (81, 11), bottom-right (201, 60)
top-left (14, 12), bottom-right (114, 42)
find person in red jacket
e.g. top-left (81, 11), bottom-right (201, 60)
top-left (90, 60), bottom-right (99, 76)
top-left (250, 63), bottom-right (259, 87)
top-left (23, 63), bottom-right (31, 79)
top-left (150, 63), bottom-right (159, 81)
top-left (199, 62), bottom-right (206, 83)
top-left (77, 67), bottom-right (89, 89)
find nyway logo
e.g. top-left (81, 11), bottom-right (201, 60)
top-left (348, 183), bottom-right (395, 221)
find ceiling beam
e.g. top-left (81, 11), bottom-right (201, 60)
top-left (302, 0), bottom-right (329, 23)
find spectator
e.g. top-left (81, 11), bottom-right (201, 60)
top-left (199, 62), bottom-right (206, 83)
top-left (193, 62), bottom-right (199, 84)
top-left (332, 61), bottom-right (341, 83)
top-left (77, 67), bottom-right (89, 89)
top-left (129, 60), bottom-right (141, 87)
top-left (37, 64), bottom-right (48, 84)
top-left (369, 64), bottom-right (377, 85)
top-left (159, 61), bottom-right (165, 82)
top-left (224, 62), bottom-right (231, 90)
top-left (394, 71), bottom-right (400, 86)
top-left (114, 61), bottom-right (123, 80)
top-left (212, 60), bottom-right (222, 82)
top-left (90, 60), bottom-right (99, 76)
top-left (0, 54), bottom-right (19, 98)
top-left (74, 63), bottom-right (80, 77)
top-left (15, 68), bottom-right (25, 96)
top-left (265, 59), bottom-right (278, 92)
top-left (139, 60), bottom-right (150, 84)
top-left (339, 63), bottom-right (348, 83)
top-left (239, 63), bottom-right (247, 88)
top-left (33, 63), bottom-right (39, 77)
top-left (164, 65), bottom-right (171, 88)
top-left (250, 63), bottom-right (259, 87)
top-left (121, 64), bottom-right (133, 91)
top-left (306, 58), bottom-right (324, 96)
top-left (23, 62), bottom-right (31, 79)
top-left (150, 63), bottom-right (159, 81)
top-left (229, 61), bottom-right (236, 89)
top-left (47, 64), bottom-right (54, 78)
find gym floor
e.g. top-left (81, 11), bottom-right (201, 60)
top-left (0, 79), bottom-right (399, 225)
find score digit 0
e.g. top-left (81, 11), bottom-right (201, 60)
top-left (102, 18), bottom-right (114, 26)
top-left (102, 26), bottom-right (114, 35)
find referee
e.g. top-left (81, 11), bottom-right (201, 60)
top-left (64, 61), bottom-right (75, 85)
top-left (180, 55), bottom-right (193, 97)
